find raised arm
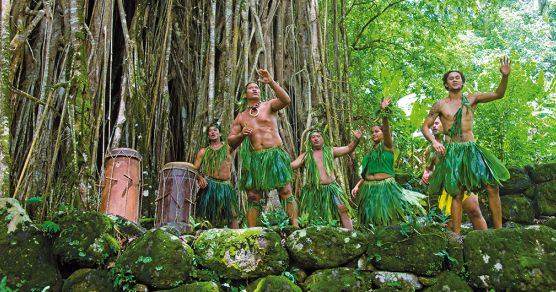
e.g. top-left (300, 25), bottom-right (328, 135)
top-left (421, 102), bottom-right (445, 155)
top-left (291, 152), bottom-right (307, 170)
top-left (257, 69), bottom-right (291, 111)
top-left (473, 57), bottom-right (511, 104)
top-left (333, 127), bottom-right (363, 157)
top-left (381, 98), bottom-right (393, 150)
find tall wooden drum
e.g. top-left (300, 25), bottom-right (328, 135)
top-left (100, 148), bottom-right (142, 223)
top-left (155, 162), bottom-right (199, 227)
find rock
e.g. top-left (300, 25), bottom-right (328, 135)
top-left (62, 269), bottom-right (116, 292)
top-left (193, 228), bottom-right (288, 279)
top-left (246, 275), bottom-right (301, 292)
top-left (0, 226), bottom-right (62, 291)
top-left (53, 211), bottom-right (120, 267)
top-left (527, 163), bottom-right (556, 183)
top-left (464, 226), bottom-right (556, 290)
top-left (0, 198), bottom-right (31, 239)
top-left (524, 185), bottom-right (536, 199)
top-left (158, 222), bottom-right (190, 236)
top-left (423, 271), bottom-right (472, 292)
top-left (116, 229), bottom-right (194, 289)
top-left (357, 255), bottom-right (377, 271)
top-left (543, 217), bottom-right (556, 229)
top-left (286, 226), bottom-right (369, 269)
top-left (534, 180), bottom-right (556, 216)
top-left (368, 224), bottom-right (447, 276)
top-left (500, 195), bottom-right (535, 224)
top-left (500, 167), bottom-right (532, 195)
top-left (302, 267), bottom-right (373, 291)
top-left (445, 232), bottom-right (465, 276)
top-left (158, 281), bottom-right (220, 292)
top-left (372, 271), bottom-right (422, 290)
top-left (107, 214), bottom-right (146, 237)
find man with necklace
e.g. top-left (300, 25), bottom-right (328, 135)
top-left (228, 69), bottom-right (298, 227)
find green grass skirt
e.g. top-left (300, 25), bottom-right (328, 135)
top-left (429, 141), bottom-right (510, 196)
top-left (240, 147), bottom-right (293, 191)
top-left (358, 178), bottom-right (426, 227)
top-left (196, 177), bottom-right (239, 227)
top-left (300, 181), bottom-right (353, 225)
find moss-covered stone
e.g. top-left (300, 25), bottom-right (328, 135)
top-left (246, 275), bottom-right (301, 292)
top-left (107, 214), bottom-right (146, 238)
top-left (524, 185), bottom-right (536, 198)
top-left (500, 167), bottom-right (532, 195)
top-left (372, 271), bottom-right (422, 290)
top-left (53, 211), bottom-right (120, 267)
top-left (464, 226), bottom-right (556, 290)
top-left (116, 229), bottom-right (194, 289)
top-left (193, 228), bottom-right (288, 279)
top-left (286, 226), bottom-right (369, 269)
top-left (62, 268), bottom-right (116, 292)
top-left (423, 271), bottom-right (472, 292)
top-left (445, 232), bottom-right (465, 277)
top-left (158, 281), bottom-right (221, 291)
top-left (368, 224), bottom-right (447, 276)
top-left (527, 163), bottom-right (556, 183)
top-left (501, 195), bottom-right (535, 224)
top-left (0, 198), bottom-right (31, 240)
top-left (302, 267), bottom-right (373, 291)
top-left (543, 217), bottom-right (556, 229)
top-left (0, 226), bottom-right (62, 291)
top-left (534, 180), bottom-right (556, 216)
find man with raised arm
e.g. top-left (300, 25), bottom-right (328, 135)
top-left (228, 69), bottom-right (298, 227)
top-left (421, 57), bottom-right (511, 234)
top-left (291, 127), bottom-right (362, 230)
top-left (193, 124), bottom-right (239, 228)
top-left (421, 117), bottom-right (487, 231)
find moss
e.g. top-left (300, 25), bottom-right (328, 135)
top-left (500, 195), bottom-right (535, 224)
top-left (371, 271), bottom-right (422, 290)
top-left (527, 163), bottom-right (556, 183)
top-left (535, 180), bottom-right (556, 216)
top-left (246, 275), bottom-right (301, 292)
top-left (543, 217), bottom-right (556, 230)
top-left (500, 167), bottom-right (532, 195)
top-left (62, 268), bottom-right (116, 292)
top-left (368, 224), bottom-right (447, 276)
top-left (423, 271), bottom-right (472, 291)
top-left (0, 226), bottom-right (62, 291)
top-left (115, 229), bottom-right (194, 289)
top-left (286, 226), bottom-right (370, 269)
top-left (302, 268), bottom-right (373, 292)
top-left (194, 228), bottom-right (288, 279)
top-left (53, 211), bottom-right (120, 267)
top-left (464, 226), bottom-right (556, 290)
top-left (107, 214), bottom-right (146, 238)
top-left (157, 281), bottom-right (220, 292)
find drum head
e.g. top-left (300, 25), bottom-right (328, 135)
top-left (106, 148), bottom-right (143, 160)
top-left (161, 162), bottom-right (198, 174)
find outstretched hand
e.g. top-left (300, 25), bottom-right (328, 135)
top-left (257, 69), bottom-right (274, 84)
top-left (500, 56), bottom-right (511, 76)
top-left (354, 127), bottom-right (363, 140)
top-left (381, 97), bottom-right (392, 109)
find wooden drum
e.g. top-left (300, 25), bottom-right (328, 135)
top-left (155, 162), bottom-right (199, 227)
top-left (100, 148), bottom-right (142, 223)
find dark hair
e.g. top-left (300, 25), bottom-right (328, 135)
top-left (442, 70), bottom-right (465, 90)
top-left (244, 82), bottom-right (258, 92)
top-left (372, 125), bottom-right (384, 131)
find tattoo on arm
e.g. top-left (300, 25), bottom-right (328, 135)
top-left (427, 102), bottom-right (440, 119)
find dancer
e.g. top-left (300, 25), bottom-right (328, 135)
top-left (421, 57), bottom-right (511, 234)
top-left (352, 98), bottom-right (426, 227)
top-left (228, 69), bottom-right (298, 227)
top-left (291, 127), bottom-right (362, 229)
top-left (193, 124), bottom-right (239, 228)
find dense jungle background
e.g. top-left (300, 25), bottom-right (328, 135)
top-left (0, 0), bottom-right (554, 220)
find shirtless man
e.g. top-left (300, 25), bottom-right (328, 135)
top-left (291, 128), bottom-right (362, 230)
top-left (421, 57), bottom-right (511, 234)
top-left (193, 124), bottom-right (239, 228)
top-left (421, 117), bottom-right (487, 231)
top-left (228, 69), bottom-right (297, 227)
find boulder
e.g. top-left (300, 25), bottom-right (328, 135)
top-left (527, 163), bottom-right (556, 183)
top-left (158, 281), bottom-right (221, 292)
top-left (368, 224), bottom-right (448, 276)
top-left (246, 275), bottom-right (301, 292)
top-left (302, 267), bottom-right (373, 291)
top-left (0, 226), bottom-right (62, 291)
top-left (115, 229), bottom-right (194, 289)
top-left (53, 211), bottom-right (120, 267)
top-left (500, 195), bottom-right (535, 224)
top-left (500, 167), bottom-right (532, 195)
top-left (464, 226), bottom-right (556, 290)
top-left (423, 271), bottom-right (472, 292)
top-left (62, 269), bottom-right (116, 292)
top-left (372, 271), bottom-right (422, 290)
top-left (193, 228), bottom-right (288, 279)
top-left (543, 217), bottom-right (556, 230)
top-left (286, 226), bottom-right (369, 269)
top-left (534, 180), bottom-right (556, 216)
